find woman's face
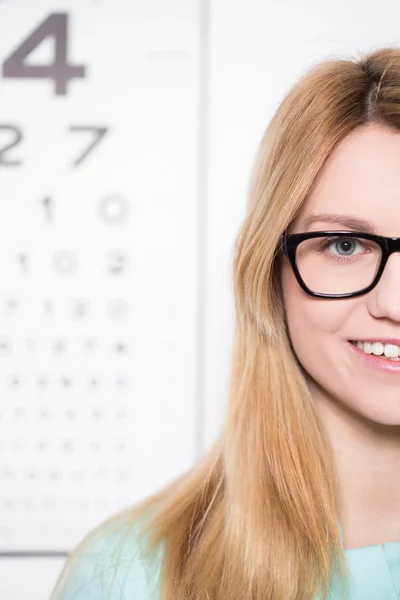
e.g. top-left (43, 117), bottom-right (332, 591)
top-left (281, 123), bottom-right (400, 426)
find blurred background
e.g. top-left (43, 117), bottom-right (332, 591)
top-left (0, 0), bottom-right (398, 598)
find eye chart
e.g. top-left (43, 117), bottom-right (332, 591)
top-left (0, 0), bottom-right (202, 554)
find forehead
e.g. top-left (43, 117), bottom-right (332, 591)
top-left (295, 123), bottom-right (400, 235)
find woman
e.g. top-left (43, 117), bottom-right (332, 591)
top-left (50, 46), bottom-right (400, 600)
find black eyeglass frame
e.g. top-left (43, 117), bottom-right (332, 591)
top-left (281, 230), bottom-right (400, 299)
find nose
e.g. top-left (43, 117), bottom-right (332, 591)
top-left (367, 252), bottom-right (400, 320)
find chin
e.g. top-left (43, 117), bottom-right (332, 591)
top-left (343, 396), bottom-right (400, 428)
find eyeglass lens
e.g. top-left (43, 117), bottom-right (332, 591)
top-left (295, 235), bottom-right (382, 295)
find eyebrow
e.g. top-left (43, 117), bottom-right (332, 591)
top-left (300, 213), bottom-right (378, 234)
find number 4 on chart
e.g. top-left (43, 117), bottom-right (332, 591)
top-left (2, 13), bottom-right (86, 95)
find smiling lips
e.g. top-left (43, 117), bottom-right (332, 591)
top-left (348, 341), bottom-right (400, 373)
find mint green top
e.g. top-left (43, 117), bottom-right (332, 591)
top-left (50, 515), bottom-right (400, 599)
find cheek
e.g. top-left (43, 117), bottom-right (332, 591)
top-left (281, 262), bottom-right (400, 425)
top-left (281, 261), bottom-right (347, 371)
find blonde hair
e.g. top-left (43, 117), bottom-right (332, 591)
top-left (52, 46), bottom-right (400, 600)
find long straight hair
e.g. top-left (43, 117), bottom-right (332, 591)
top-left (52, 47), bottom-right (400, 600)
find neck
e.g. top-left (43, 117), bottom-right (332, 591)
top-left (309, 379), bottom-right (400, 550)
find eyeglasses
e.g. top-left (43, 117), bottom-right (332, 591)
top-left (281, 230), bottom-right (400, 299)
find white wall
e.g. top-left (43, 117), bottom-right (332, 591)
top-left (0, 0), bottom-right (399, 597)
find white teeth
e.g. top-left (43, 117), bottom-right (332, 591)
top-left (384, 344), bottom-right (399, 358)
top-left (353, 341), bottom-right (400, 358)
top-left (372, 342), bottom-right (384, 356)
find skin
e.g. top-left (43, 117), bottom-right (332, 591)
top-left (280, 123), bottom-right (400, 550)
